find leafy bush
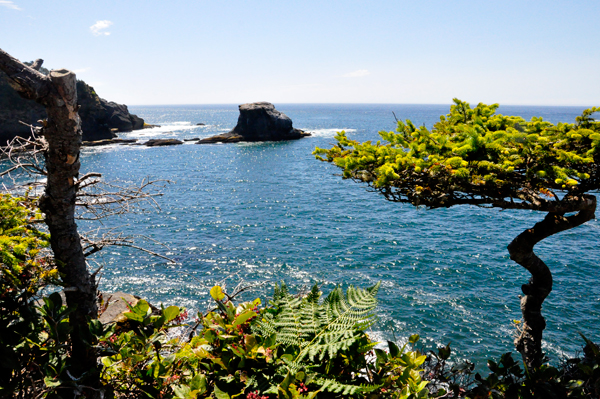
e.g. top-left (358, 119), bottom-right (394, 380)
top-left (424, 337), bottom-right (600, 398)
top-left (0, 194), bottom-right (64, 397)
top-left (98, 283), bottom-right (432, 399)
top-left (3, 193), bottom-right (599, 398)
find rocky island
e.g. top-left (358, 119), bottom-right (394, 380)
top-left (0, 60), bottom-right (146, 145)
top-left (197, 102), bottom-right (311, 144)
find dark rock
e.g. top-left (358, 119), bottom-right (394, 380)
top-left (82, 139), bottom-right (115, 147)
top-left (131, 114), bottom-right (144, 130)
top-left (184, 138), bottom-right (200, 141)
top-left (144, 138), bottom-right (184, 147)
top-left (76, 80), bottom-right (147, 140)
top-left (143, 123), bottom-right (160, 129)
top-left (0, 72), bottom-right (45, 145)
top-left (82, 138), bottom-right (138, 147)
top-left (0, 67), bottom-right (146, 144)
top-left (197, 133), bottom-right (244, 144)
top-left (197, 102), bottom-right (311, 144)
top-left (196, 122), bottom-right (206, 126)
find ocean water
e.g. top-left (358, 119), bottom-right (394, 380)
top-left (8, 103), bottom-right (600, 367)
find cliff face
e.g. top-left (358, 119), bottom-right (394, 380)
top-left (76, 80), bottom-right (145, 140)
top-left (0, 68), bottom-right (46, 142)
top-left (0, 67), bottom-right (144, 145)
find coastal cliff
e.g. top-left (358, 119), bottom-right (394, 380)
top-left (0, 63), bottom-right (145, 145)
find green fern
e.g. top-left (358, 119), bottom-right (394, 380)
top-left (315, 378), bottom-right (381, 395)
top-left (255, 283), bottom-right (379, 360)
top-left (253, 282), bottom-right (382, 396)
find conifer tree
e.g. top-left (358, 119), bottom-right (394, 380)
top-left (315, 99), bottom-right (600, 368)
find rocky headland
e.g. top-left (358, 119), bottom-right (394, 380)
top-left (197, 102), bottom-right (310, 144)
top-left (0, 61), bottom-right (146, 145)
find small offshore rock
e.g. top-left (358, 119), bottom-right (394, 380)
top-left (197, 102), bottom-right (310, 144)
top-left (196, 133), bottom-right (245, 144)
top-left (144, 138), bottom-right (183, 147)
top-left (184, 137), bottom-right (200, 141)
top-left (196, 122), bottom-right (206, 126)
top-left (82, 138), bottom-right (138, 147)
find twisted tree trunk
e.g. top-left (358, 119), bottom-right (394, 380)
top-left (0, 49), bottom-right (100, 393)
top-left (508, 194), bottom-right (596, 368)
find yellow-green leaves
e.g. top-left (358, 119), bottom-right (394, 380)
top-left (315, 100), bottom-right (600, 208)
top-left (210, 285), bottom-right (226, 301)
top-left (0, 194), bottom-right (55, 295)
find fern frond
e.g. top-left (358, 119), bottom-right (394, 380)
top-left (299, 284), bottom-right (321, 338)
top-left (314, 378), bottom-right (382, 395)
top-left (297, 283), bottom-right (379, 362)
top-left (257, 282), bottom-right (380, 363)
top-left (254, 282), bottom-right (305, 345)
top-left (254, 283), bottom-right (382, 397)
top-left (304, 330), bottom-right (361, 362)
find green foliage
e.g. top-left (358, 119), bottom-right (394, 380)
top-left (253, 282), bottom-right (379, 362)
top-left (315, 100), bottom-right (600, 209)
top-left (252, 282), bottom-right (383, 396)
top-left (0, 194), bottom-right (62, 397)
top-left (99, 299), bottom-right (190, 398)
top-left (424, 336), bottom-right (600, 398)
top-left (0, 193), bottom-right (55, 295)
top-left (99, 284), bottom-right (432, 399)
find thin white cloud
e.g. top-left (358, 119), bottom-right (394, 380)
top-left (90, 20), bottom-right (113, 36)
top-left (342, 69), bottom-right (370, 78)
top-left (0, 1), bottom-right (22, 10)
top-left (73, 67), bottom-right (91, 74)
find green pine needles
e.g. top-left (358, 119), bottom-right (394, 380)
top-left (315, 99), bottom-right (600, 210)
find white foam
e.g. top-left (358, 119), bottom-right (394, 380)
top-left (305, 128), bottom-right (357, 137)
top-left (122, 122), bottom-right (209, 138)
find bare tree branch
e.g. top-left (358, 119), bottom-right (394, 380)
top-left (75, 178), bottom-right (170, 221)
top-left (80, 227), bottom-right (175, 263)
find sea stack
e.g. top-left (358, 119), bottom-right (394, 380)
top-left (197, 102), bottom-right (310, 144)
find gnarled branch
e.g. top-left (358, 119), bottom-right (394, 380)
top-left (508, 194), bottom-right (597, 367)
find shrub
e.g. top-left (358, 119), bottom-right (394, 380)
top-left (98, 283), bottom-right (432, 398)
top-left (0, 193), bottom-right (62, 397)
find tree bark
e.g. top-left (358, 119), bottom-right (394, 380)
top-left (0, 49), bottom-right (100, 393)
top-left (508, 194), bottom-right (596, 368)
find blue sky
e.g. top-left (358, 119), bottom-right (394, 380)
top-left (1, 1), bottom-right (598, 106)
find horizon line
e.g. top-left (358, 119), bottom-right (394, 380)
top-left (127, 102), bottom-right (596, 108)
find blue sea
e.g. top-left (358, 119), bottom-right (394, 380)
top-left (12, 103), bottom-right (600, 367)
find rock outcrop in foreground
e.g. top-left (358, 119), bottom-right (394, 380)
top-left (197, 102), bottom-right (310, 144)
top-left (0, 63), bottom-right (145, 145)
